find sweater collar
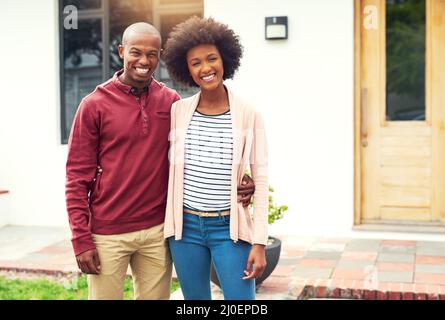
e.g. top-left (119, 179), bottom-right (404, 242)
top-left (112, 69), bottom-right (151, 95)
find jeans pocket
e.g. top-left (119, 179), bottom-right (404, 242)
top-left (221, 215), bottom-right (231, 224)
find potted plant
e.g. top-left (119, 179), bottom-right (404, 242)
top-left (210, 185), bottom-right (288, 287)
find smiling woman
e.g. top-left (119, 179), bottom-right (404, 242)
top-left (162, 17), bottom-right (269, 301)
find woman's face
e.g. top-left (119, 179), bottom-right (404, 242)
top-left (186, 44), bottom-right (224, 91)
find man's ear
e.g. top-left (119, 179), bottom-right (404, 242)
top-left (118, 45), bottom-right (125, 59)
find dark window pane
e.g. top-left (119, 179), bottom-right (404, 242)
top-left (386, 0), bottom-right (426, 121)
top-left (109, 0), bottom-right (154, 76)
top-left (63, 18), bottom-right (102, 138)
top-left (63, 0), bottom-right (102, 10)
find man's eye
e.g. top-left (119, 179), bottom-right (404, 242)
top-left (131, 52), bottom-right (139, 56)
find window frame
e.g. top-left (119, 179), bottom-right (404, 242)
top-left (60, 0), bottom-right (110, 144)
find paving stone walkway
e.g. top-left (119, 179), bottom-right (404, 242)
top-left (1, 226), bottom-right (445, 299)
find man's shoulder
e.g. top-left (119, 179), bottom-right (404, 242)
top-left (151, 79), bottom-right (180, 99)
top-left (80, 78), bottom-right (114, 106)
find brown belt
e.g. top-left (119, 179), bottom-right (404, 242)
top-left (183, 208), bottom-right (230, 217)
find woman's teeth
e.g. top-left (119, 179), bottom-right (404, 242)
top-left (201, 74), bottom-right (215, 81)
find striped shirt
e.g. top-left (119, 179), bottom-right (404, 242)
top-left (183, 109), bottom-right (233, 212)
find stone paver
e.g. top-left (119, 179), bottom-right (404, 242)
top-left (380, 245), bottom-right (416, 254)
top-left (336, 260), bottom-right (375, 269)
top-left (416, 247), bottom-right (445, 257)
top-left (293, 266), bottom-right (333, 279)
top-left (416, 264), bottom-right (445, 274)
top-left (304, 251), bottom-right (342, 260)
top-left (377, 253), bottom-right (415, 263)
top-left (376, 271), bottom-right (413, 283)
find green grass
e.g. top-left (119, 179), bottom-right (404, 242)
top-left (0, 275), bottom-right (180, 300)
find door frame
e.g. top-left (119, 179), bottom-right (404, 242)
top-left (353, 0), bottom-right (443, 227)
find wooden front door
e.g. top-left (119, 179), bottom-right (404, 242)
top-left (356, 0), bottom-right (445, 225)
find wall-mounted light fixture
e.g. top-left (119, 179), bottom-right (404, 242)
top-left (265, 16), bottom-right (288, 40)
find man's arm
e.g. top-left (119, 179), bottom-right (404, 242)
top-left (237, 174), bottom-right (255, 207)
top-left (65, 99), bottom-right (101, 274)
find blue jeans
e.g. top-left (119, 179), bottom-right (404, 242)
top-left (168, 212), bottom-right (255, 300)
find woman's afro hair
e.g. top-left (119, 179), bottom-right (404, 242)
top-left (162, 16), bottom-right (243, 87)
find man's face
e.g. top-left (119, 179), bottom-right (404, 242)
top-left (118, 33), bottom-right (161, 85)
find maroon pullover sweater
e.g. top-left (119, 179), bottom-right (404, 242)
top-left (66, 70), bottom-right (180, 256)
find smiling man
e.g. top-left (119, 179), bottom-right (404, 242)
top-left (65, 22), bottom-right (255, 300)
top-left (118, 23), bottom-right (161, 90)
top-left (66, 23), bottom-right (180, 300)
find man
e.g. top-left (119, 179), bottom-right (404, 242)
top-left (66, 22), bottom-right (254, 300)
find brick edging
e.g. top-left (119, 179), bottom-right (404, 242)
top-left (0, 266), bottom-right (180, 282)
top-left (0, 267), bottom-right (81, 277)
top-left (294, 279), bottom-right (445, 300)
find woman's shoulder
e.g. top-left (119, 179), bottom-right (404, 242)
top-left (228, 88), bottom-right (261, 118)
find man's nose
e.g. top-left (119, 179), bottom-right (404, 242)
top-left (138, 55), bottom-right (150, 66)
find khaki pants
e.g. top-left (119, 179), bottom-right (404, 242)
top-left (88, 223), bottom-right (172, 300)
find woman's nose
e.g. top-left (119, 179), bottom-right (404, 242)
top-left (201, 61), bottom-right (211, 73)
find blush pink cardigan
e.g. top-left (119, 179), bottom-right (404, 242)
top-left (163, 87), bottom-right (269, 245)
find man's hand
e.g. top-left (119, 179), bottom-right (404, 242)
top-left (242, 244), bottom-right (267, 280)
top-left (76, 249), bottom-right (101, 275)
top-left (237, 174), bottom-right (255, 207)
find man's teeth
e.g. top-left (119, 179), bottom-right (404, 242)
top-left (201, 74), bottom-right (215, 81)
top-left (136, 68), bottom-right (150, 75)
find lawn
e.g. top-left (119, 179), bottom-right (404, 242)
top-left (0, 274), bottom-right (180, 300)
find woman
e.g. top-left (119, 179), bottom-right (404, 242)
top-left (163, 16), bottom-right (268, 300)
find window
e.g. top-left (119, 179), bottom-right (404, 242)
top-left (386, 0), bottom-right (426, 121)
top-left (59, 0), bottom-right (203, 143)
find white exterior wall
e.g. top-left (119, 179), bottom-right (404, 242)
top-left (0, 0), bottom-right (68, 227)
top-left (0, 0), bottom-right (441, 240)
top-left (205, 0), bottom-right (355, 236)
top-left (0, 194), bottom-right (10, 228)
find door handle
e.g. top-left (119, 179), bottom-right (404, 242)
top-left (362, 88), bottom-right (368, 147)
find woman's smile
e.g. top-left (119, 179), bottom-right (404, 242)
top-left (200, 73), bottom-right (216, 82)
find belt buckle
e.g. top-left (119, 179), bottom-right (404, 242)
top-left (201, 211), bottom-right (210, 217)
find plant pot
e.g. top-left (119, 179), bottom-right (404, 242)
top-left (210, 236), bottom-right (282, 287)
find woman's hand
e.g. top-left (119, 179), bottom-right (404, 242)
top-left (243, 244), bottom-right (267, 280)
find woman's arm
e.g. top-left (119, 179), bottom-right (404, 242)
top-left (243, 111), bottom-right (269, 279)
